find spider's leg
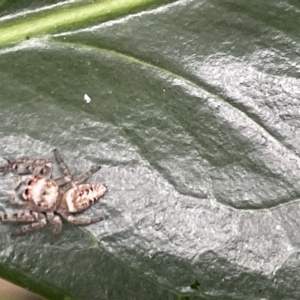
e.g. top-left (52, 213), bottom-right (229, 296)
top-left (54, 176), bottom-right (72, 186)
top-left (47, 212), bottom-right (62, 244)
top-left (73, 166), bottom-right (101, 186)
top-left (6, 157), bottom-right (30, 166)
top-left (60, 212), bottom-right (103, 225)
top-left (53, 149), bottom-right (72, 180)
top-left (11, 214), bottom-right (47, 235)
top-left (0, 211), bottom-right (39, 222)
top-left (1, 157), bottom-right (51, 176)
top-left (7, 157), bottom-right (31, 167)
top-left (7, 156), bottom-right (30, 162)
top-left (0, 157), bottom-right (30, 174)
top-left (0, 163), bottom-right (10, 173)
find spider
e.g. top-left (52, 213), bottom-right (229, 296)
top-left (0, 149), bottom-right (107, 242)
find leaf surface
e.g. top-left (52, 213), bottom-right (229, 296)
top-left (0, 0), bottom-right (300, 299)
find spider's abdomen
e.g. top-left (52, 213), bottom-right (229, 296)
top-left (15, 175), bottom-right (59, 211)
top-left (62, 184), bottom-right (107, 213)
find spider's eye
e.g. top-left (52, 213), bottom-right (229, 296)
top-left (25, 189), bottom-right (29, 196)
top-left (13, 164), bottom-right (18, 170)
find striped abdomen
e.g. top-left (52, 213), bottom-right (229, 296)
top-left (62, 184), bottom-right (107, 213)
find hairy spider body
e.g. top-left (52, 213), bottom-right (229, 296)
top-left (0, 149), bottom-right (107, 242)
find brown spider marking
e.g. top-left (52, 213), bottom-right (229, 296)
top-left (0, 149), bottom-right (107, 243)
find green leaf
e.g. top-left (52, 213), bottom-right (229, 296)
top-left (0, 0), bottom-right (300, 299)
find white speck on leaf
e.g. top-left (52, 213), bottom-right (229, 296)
top-left (83, 94), bottom-right (92, 103)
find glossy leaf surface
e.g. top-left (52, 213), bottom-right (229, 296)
top-left (0, 0), bottom-right (300, 299)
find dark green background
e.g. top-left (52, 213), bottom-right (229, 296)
top-left (0, 0), bottom-right (300, 299)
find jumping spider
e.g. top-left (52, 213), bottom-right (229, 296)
top-left (0, 149), bottom-right (107, 242)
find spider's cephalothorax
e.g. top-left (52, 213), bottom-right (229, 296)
top-left (0, 149), bottom-right (107, 242)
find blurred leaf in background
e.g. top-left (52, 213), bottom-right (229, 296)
top-left (0, 0), bottom-right (300, 299)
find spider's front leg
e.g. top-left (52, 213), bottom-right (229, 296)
top-left (0, 157), bottom-right (30, 174)
top-left (0, 210), bottom-right (40, 223)
top-left (0, 163), bottom-right (12, 173)
top-left (0, 157), bottom-right (51, 177)
top-left (0, 211), bottom-right (47, 235)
